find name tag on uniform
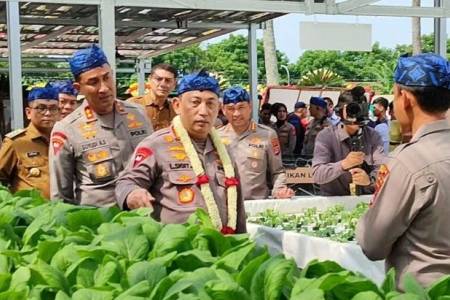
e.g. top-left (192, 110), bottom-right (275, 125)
top-left (27, 151), bottom-right (40, 158)
top-left (81, 139), bottom-right (108, 152)
top-left (169, 162), bottom-right (192, 170)
top-left (130, 129), bottom-right (147, 137)
top-left (248, 143), bottom-right (264, 149)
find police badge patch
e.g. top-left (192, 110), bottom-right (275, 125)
top-left (178, 188), bottom-right (195, 204)
top-left (271, 138), bottom-right (281, 156)
top-left (51, 132), bottom-right (67, 155)
top-left (371, 164), bottom-right (390, 206)
top-left (133, 147), bottom-right (153, 167)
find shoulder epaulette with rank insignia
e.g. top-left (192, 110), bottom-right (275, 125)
top-left (128, 96), bottom-right (145, 106)
top-left (84, 106), bottom-right (97, 123)
top-left (5, 128), bottom-right (26, 139)
top-left (115, 101), bottom-right (128, 115)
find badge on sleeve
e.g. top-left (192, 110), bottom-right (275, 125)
top-left (178, 188), bottom-right (195, 204)
top-left (51, 132), bottom-right (67, 155)
top-left (371, 164), bottom-right (390, 206)
top-left (271, 138), bottom-right (281, 156)
top-left (133, 147), bottom-right (153, 167)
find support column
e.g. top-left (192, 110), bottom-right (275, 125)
top-left (98, 0), bottom-right (116, 74)
top-left (7, 0), bottom-right (23, 130)
top-left (434, 0), bottom-right (447, 57)
top-left (137, 58), bottom-right (151, 96)
top-left (248, 23), bottom-right (258, 122)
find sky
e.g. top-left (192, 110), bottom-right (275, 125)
top-left (204, 0), bottom-right (449, 63)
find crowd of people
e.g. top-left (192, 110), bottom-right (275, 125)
top-left (0, 43), bottom-right (450, 289)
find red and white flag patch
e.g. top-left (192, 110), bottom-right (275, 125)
top-left (271, 138), bottom-right (281, 156)
top-left (51, 132), bottom-right (67, 156)
top-left (133, 147), bottom-right (153, 167)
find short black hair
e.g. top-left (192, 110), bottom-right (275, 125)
top-left (388, 101), bottom-right (394, 112)
top-left (373, 97), bottom-right (389, 110)
top-left (398, 85), bottom-right (450, 114)
top-left (150, 63), bottom-right (178, 78)
top-left (260, 103), bottom-right (271, 111)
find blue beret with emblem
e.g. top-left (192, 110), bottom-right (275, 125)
top-left (310, 96), bottom-right (327, 110)
top-left (177, 70), bottom-right (220, 96)
top-left (46, 80), bottom-right (78, 97)
top-left (223, 86), bottom-right (250, 105)
top-left (394, 53), bottom-right (450, 89)
top-left (27, 87), bottom-right (59, 103)
top-left (69, 44), bottom-right (109, 78)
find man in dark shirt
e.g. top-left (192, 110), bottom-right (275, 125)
top-left (312, 88), bottom-right (386, 196)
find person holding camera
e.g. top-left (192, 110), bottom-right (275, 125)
top-left (312, 87), bottom-right (386, 196)
top-left (357, 54), bottom-right (450, 289)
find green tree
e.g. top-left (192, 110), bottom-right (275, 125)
top-left (153, 34), bottom-right (289, 86)
top-left (152, 44), bottom-right (207, 75)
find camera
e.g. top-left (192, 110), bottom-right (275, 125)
top-left (337, 86), bottom-right (370, 126)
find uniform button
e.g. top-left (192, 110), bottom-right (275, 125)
top-left (427, 175), bottom-right (434, 183)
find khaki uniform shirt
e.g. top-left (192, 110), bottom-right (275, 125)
top-left (218, 121), bottom-right (287, 200)
top-left (272, 122), bottom-right (296, 158)
top-left (115, 127), bottom-right (246, 233)
top-left (312, 124), bottom-right (386, 196)
top-left (128, 91), bottom-right (176, 131)
top-left (0, 123), bottom-right (51, 198)
top-left (357, 120), bottom-right (450, 289)
top-left (302, 116), bottom-right (330, 157)
top-left (50, 100), bottom-right (153, 207)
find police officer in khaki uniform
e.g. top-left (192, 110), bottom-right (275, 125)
top-left (357, 54), bottom-right (450, 289)
top-left (0, 87), bottom-right (60, 198)
top-left (128, 64), bottom-right (177, 131)
top-left (271, 102), bottom-right (296, 158)
top-left (218, 86), bottom-right (294, 200)
top-left (116, 71), bottom-right (246, 233)
top-left (50, 44), bottom-right (152, 207)
top-left (302, 97), bottom-right (330, 157)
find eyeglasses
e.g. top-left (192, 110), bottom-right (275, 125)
top-left (31, 105), bottom-right (60, 114)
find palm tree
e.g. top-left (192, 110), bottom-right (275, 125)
top-left (412, 0), bottom-right (422, 55)
top-left (263, 19), bottom-right (280, 85)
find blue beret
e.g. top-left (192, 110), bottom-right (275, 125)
top-left (394, 53), bottom-right (450, 89)
top-left (27, 87), bottom-right (59, 103)
top-left (310, 96), bottom-right (327, 110)
top-left (223, 86), bottom-right (250, 105)
top-left (46, 80), bottom-right (78, 97)
top-left (69, 44), bottom-right (109, 78)
top-left (177, 70), bottom-right (220, 96)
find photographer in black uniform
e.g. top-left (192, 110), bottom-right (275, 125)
top-left (312, 87), bottom-right (387, 196)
